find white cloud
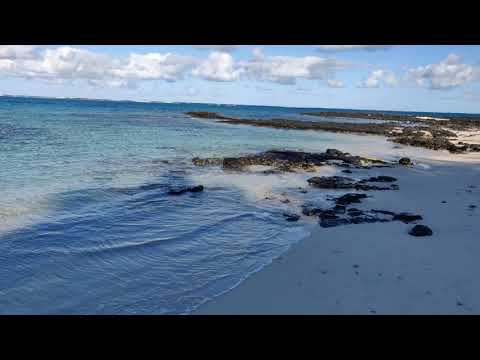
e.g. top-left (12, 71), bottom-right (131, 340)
top-left (192, 52), bottom-right (243, 82)
top-left (316, 45), bottom-right (394, 52)
top-left (0, 47), bottom-right (113, 80)
top-left (111, 52), bottom-right (195, 81)
top-left (327, 79), bottom-right (344, 88)
top-left (242, 48), bottom-right (348, 85)
top-left (192, 45), bottom-right (240, 52)
top-left (0, 45), bottom-right (36, 59)
top-left (359, 69), bottom-right (398, 88)
top-left (0, 47), bottom-right (195, 87)
top-left (406, 54), bottom-right (477, 90)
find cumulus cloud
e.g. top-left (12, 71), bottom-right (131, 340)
top-left (192, 45), bottom-right (241, 52)
top-left (316, 45), bottom-right (394, 52)
top-left (0, 45), bottom-right (36, 59)
top-left (359, 69), bottom-right (398, 88)
top-left (241, 48), bottom-right (348, 85)
top-left (0, 45), bottom-right (358, 90)
top-left (111, 52), bottom-right (195, 81)
top-left (0, 46), bottom-right (196, 87)
top-left (192, 51), bottom-right (243, 82)
top-left (406, 54), bottom-right (478, 90)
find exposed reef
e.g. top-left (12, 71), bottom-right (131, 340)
top-left (186, 111), bottom-right (480, 154)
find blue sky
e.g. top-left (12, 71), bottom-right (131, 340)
top-left (1, 45), bottom-right (479, 113)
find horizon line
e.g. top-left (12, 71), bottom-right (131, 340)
top-left (1, 94), bottom-right (479, 116)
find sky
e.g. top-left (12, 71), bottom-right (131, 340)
top-left (1, 45), bottom-right (480, 113)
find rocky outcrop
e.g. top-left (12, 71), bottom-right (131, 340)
top-left (307, 176), bottom-right (396, 191)
top-left (392, 213), bottom-right (423, 223)
top-left (307, 176), bottom-right (357, 189)
top-left (186, 111), bottom-right (480, 154)
top-left (409, 225), bottom-right (433, 237)
top-left (399, 158), bottom-right (412, 166)
top-left (335, 193), bottom-right (368, 205)
top-left (283, 213), bottom-right (300, 222)
top-left (168, 185), bottom-right (204, 195)
top-left (192, 149), bottom-right (389, 172)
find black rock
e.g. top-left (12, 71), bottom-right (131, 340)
top-left (371, 209), bottom-right (396, 216)
top-left (347, 209), bottom-right (364, 217)
top-left (351, 216), bottom-right (388, 224)
top-left (319, 210), bottom-right (339, 220)
top-left (301, 205), bottom-right (324, 216)
top-left (409, 225), bottom-right (433, 237)
top-left (392, 213), bottom-right (423, 223)
top-left (326, 149), bottom-right (345, 157)
top-left (307, 176), bottom-right (356, 189)
top-left (168, 185), bottom-right (204, 195)
top-left (283, 213), bottom-right (300, 222)
top-left (332, 205), bottom-right (346, 214)
top-left (335, 193), bottom-right (367, 206)
top-left (342, 169), bottom-right (353, 174)
top-left (366, 176), bottom-right (397, 183)
top-left (399, 158), bottom-right (412, 166)
top-left (320, 218), bottom-right (351, 228)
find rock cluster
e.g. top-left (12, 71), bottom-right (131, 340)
top-left (307, 176), bottom-right (397, 191)
top-left (187, 111), bottom-right (480, 154)
top-left (193, 149), bottom-right (389, 172)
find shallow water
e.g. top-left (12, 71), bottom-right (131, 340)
top-left (0, 96), bottom-right (476, 314)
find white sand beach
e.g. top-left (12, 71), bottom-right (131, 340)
top-left (194, 154), bottom-right (480, 315)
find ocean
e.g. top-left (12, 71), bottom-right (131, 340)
top-left (0, 96), bottom-right (476, 314)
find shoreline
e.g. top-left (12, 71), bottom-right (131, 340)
top-left (193, 155), bottom-right (480, 314)
top-left (186, 111), bottom-right (480, 154)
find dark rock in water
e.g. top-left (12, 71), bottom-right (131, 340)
top-left (192, 157), bottom-right (223, 167)
top-left (301, 205), bottom-right (324, 216)
top-left (168, 185), bottom-right (204, 195)
top-left (354, 183), bottom-right (392, 191)
top-left (365, 176), bottom-right (397, 183)
top-left (409, 225), bottom-right (433, 237)
top-left (307, 176), bottom-right (357, 189)
top-left (393, 213), bottom-right (423, 223)
top-left (263, 169), bottom-right (281, 175)
top-left (347, 209), bottom-right (364, 217)
top-left (390, 184), bottom-right (400, 190)
top-left (319, 210), bottom-right (339, 221)
top-left (335, 193), bottom-right (367, 206)
top-left (399, 158), bottom-right (412, 166)
top-left (326, 149), bottom-right (345, 157)
top-left (342, 169), bottom-right (353, 174)
top-left (280, 199), bottom-right (291, 204)
top-left (371, 209), bottom-right (396, 216)
top-left (332, 205), bottom-right (346, 214)
top-left (320, 218), bottom-right (351, 228)
top-left (469, 205), bottom-right (477, 209)
top-left (351, 216), bottom-right (389, 224)
top-left (283, 213), bottom-right (300, 222)
top-left (193, 149), bottom-right (388, 173)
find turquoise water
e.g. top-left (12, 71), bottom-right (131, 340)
top-left (0, 96), bottom-right (476, 314)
